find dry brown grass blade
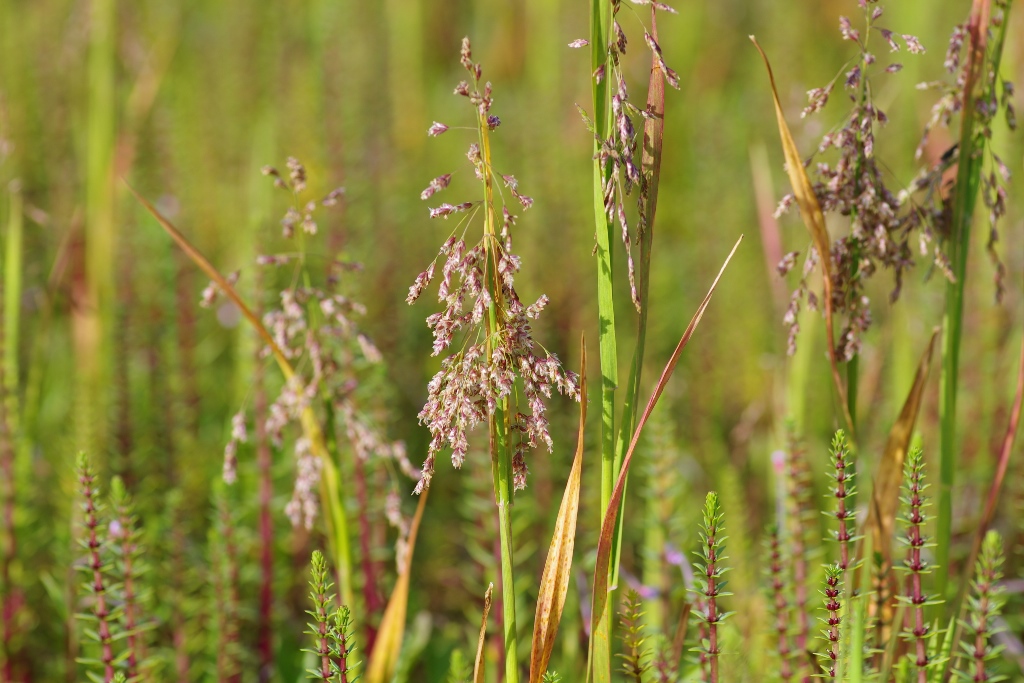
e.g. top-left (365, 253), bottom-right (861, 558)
top-left (126, 183), bottom-right (290, 372)
top-left (366, 487), bottom-right (430, 683)
top-left (586, 235), bottom-right (742, 682)
top-left (861, 327), bottom-right (938, 584)
top-left (749, 36), bottom-right (853, 435)
top-left (474, 583), bottom-right (494, 683)
top-left (529, 336), bottom-right (587, 683)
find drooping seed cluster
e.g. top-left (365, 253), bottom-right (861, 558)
top-left (209, 159), bottom-right (414, 530)
top-left (571, 0), bottom-right (680, 312)
top-left (777, 2), bottom-right (930, 360)
top-left (408, 38), bottom-right (580, 494)
top-left (909, 0), bottom-right (1016, 302)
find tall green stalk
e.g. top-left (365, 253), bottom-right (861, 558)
top-left (80, 0), bottom-right (116, 455)
top-left (585, 0), bottom-right (614, 675)
top-left (590, 0), bottom-right (617, 527)
top-left (936, 0), bottom-right (1008, 604)
top-left (588, 0), bottom-right (616, 676)
top-left (479, 100), bottom-right (519, 683)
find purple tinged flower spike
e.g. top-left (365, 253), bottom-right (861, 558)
top-left (901, 34), bottom-right (925, 54)
top-left (427, 121), bottom-right (449, 137)
top-left (420, 173), bottom-right (452, 201)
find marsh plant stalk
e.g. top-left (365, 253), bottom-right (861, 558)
top-left (478, 92), bottom-right (520, 683)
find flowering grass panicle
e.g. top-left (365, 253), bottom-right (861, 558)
top-left (777, 1), bottom-right (931, 359)
top-left (408, 38), bottom-right (580, 494)
top-left (572, 0), bottom-right (680, 311)
top-left (910, 0), bottom-right (1016, 301)
top-left (211, 160), bottom-right (412, 529)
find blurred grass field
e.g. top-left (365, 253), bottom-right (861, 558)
top-left (1, 0), bottom-right (1022, 680)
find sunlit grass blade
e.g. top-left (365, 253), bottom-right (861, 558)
top-left (1, 181), bottom-right (24, 683)
top-left (750, 36), bottom-right (853, 434)
top-left (859, 328), bottom-right (938, 599)
top-left (365, 487), bottom-right (429, 683)
top-left (590, 0), bottom-right (618, 674)
top-left (474, 583), bottom-right (494, 683)
top-left (587, 235), bottom-right (743, 683)
top-left (128, 184), bottom-right (356, 607)
top-left (937, 0), bottom-right (996, 606)
top-left (610, 7), bottom-right (666, 592)
top-left (530, 337), bottom-right (587, 683)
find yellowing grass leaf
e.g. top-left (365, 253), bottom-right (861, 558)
top-left (529, 337), bottom-right (587, 683)
top-left (587, 236), bottom-right (742, 683)
top-left (366, 487), bottom-right (430, 683)
top-left (750, 37), bottom-right (853, 434)
top-left (474, 583), bottom-right (494, 683)
top-left (863, 328), bottom-right (937, 566)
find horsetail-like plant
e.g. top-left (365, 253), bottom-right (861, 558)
top-left (784, 435), bottom-right (815, 670)
top-left (816, 565), bottom-right (845, 680)
top-left (690, 492), bottom-right (731, 683)
top-left (896, 447), bottom-right (940, 681)
top-left (213, 487), bottom-right (241, 683)
top-left (828, 431), bottom-right (856, 571)
top-left (76, 453), bottom-right (118, 683)
top-left (306, 550), bottom-right (359, 682)
top-left (954, 531), bottom-right (1006, 682)
top-left (108, 477), bottom-right (144, 680)
top-left (408, 38), bottom-right (580, 682)
top-left (765, 525), bottom-right (793, 680)
top-left (616, 590), bottom-right (650, 683)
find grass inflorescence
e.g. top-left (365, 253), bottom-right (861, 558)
top-left (0, 0), bottom-right (1020, 681)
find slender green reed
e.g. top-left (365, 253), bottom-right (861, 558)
top-left (937, 0), bottom-right (1012, 605)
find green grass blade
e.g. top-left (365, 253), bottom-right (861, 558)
top-left (589, 0), bottom-right (616, 679)
top-left (936, 0), bottom-right (997, 607)
top-left (587, 237), bottom-right (742, 683)
top-left (609, 8), bottom-right (666, 592)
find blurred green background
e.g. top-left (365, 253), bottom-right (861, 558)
top-left (0, 0), bottom-right (1021, 680)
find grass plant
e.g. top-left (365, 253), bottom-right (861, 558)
top-left (0, 0), bottom-right (1020, 681)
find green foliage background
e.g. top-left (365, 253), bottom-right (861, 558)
top-left (0, 0), bottom-right (1021, 680)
